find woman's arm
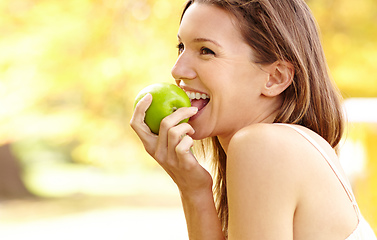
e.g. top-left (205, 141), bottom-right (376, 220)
top-left (180, 188), bottom-right (225, 240)
top-left (226, 124), bottom-right (300, 240)
top-left (130, 94), bottom-right (225, 240)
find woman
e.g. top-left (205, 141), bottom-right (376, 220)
top-left (130, 0), bottom-right (376, 239)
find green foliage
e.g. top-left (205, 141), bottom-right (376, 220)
top-left (0, 0), bottom-right (186, 171)
top-left (308, 0), bottom-right (377, 97)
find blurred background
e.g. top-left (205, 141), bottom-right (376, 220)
top-left (0, 0), bottom-right (376, 239)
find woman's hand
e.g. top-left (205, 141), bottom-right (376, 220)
top-left (131, 94), bottom-right (224, 240)
top-left (130, 93), bottom-right (213, 194)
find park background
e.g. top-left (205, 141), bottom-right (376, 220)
top-left (0, 0), bottom-right (376, 239)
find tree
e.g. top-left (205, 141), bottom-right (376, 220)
top-left (0, 144), bottom-right (33, 199)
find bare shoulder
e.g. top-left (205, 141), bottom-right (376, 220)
top-left (227, 122), bottom-right (335, 160)
top-left (226, 123), bottom-right (355, 239)
top-left (226, 123), bottom-right (309, 238)
top-left (227, 123), bottom-right (308, 160)
top-left (226, 123), bottom-right (303, 189)
top-left (226, 123), bottom-right (336, 179)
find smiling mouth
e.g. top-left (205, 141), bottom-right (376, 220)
top-left (185, 91), bottom-right (210, 111)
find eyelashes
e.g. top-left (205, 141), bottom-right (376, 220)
top-left (200, 47), bottom-right (215, 55)
top-left (177, 42), bottom-right (184, 55)
top-left (176, 43), bottom-right (215, 56)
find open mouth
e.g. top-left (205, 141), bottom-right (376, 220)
top-left (185, 91), bottom-right (210, 112)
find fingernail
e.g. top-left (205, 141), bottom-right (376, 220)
top-left (191, 107), bottom-right (198, 113)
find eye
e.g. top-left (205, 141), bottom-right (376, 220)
top-left (177, 42), bottom-right (184, 55)
top-left (200, 47), bottom-right (215, 56)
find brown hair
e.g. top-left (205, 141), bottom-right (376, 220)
top-left (181, 0), bottom-right (344, 236)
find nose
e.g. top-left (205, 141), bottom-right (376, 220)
top-left (171, 53), bottom-right (196, 84)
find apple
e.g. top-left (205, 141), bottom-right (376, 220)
top-left (134, 83), bottom-right (191, 134)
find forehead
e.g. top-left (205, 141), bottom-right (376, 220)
top-left (178, 2), bottom-right (244, 43)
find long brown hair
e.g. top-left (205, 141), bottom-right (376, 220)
top-left (181, 0), bottom-right (344, 235)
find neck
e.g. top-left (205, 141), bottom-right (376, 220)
top-left (217, 99), bottom-right (281, 153)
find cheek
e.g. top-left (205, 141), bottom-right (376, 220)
top-left (235, 67), bottom-right (268, 98)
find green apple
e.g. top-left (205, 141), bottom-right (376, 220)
top-left (134, 83), bottom-right (191, 135)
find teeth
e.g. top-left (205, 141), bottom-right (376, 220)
top-left (185, 91), bottom-right (210, 100)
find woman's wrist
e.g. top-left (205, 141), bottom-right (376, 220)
top-left (179, 187), bottom-right (225, 240)
top-left (179, 185), bottom-right (213, 204)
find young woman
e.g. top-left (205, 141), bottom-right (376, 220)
top-left (130, 0), bottom-right (377, 239)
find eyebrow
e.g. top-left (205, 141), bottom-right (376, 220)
top-left (193, 38), bottom-right (222, 47)
top-left (177, 35), bottom-right (222, 47)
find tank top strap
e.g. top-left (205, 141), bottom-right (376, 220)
top-left (275, 124), bottom-right (361, 218)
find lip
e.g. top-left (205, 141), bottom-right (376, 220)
top-left (189, 104), bottom-right (206, 122)
top-left (177, 84), bottom-right (210, 122)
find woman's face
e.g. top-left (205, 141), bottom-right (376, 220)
top-left (172, 3), bottom-right (276, 141)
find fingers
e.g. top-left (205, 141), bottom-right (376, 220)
top-left (166, 123), bottom-right (194, 162)
top-left (130, 94), bottom-right (157, 155)
top-left (156, 107), bottom-right (197, 159)
top-left (163, 128), bottom-right (197, 178)
top-left (159, 106), bottom-right (198, 135)
top-left (130, 95), bottom-right (208, 192)
top-left (130, 94), bottom-right (198, 169)
top-left (167, 123), bottom-right (195, 146)
top-left (175, 135), bottom-right (196, 165)
top-left (130, 93), bottom-right (152, 135)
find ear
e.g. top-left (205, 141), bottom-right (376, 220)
top-left (262, 61), bottom-right (294, 97)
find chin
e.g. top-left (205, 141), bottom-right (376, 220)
top-left (189, 115), bottom-right (214, 140)
top-left (191, 126), bottom-right (215, 141)
top-left (189, 127), bottom-right (208, 141)
top-left (191, 132), bottom-right (205, 141)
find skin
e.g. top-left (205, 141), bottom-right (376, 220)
top-left (130, 3), bottom-right (359, 240)
top-left (172, 3), bottom-right (285, 146)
